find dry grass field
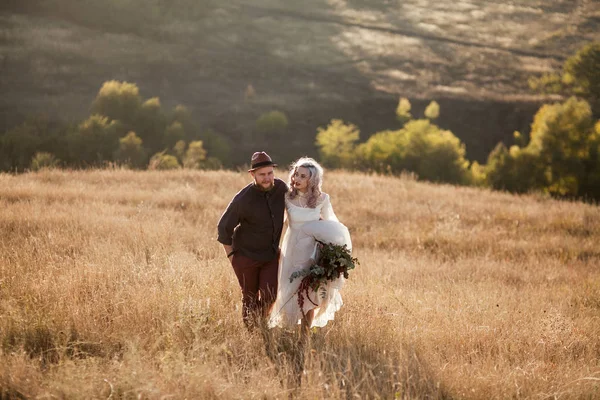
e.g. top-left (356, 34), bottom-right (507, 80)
top-left (1, 168), bottom-right (599, 399)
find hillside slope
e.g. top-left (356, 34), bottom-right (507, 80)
top-left (0, 0), bottom-right (598, 163)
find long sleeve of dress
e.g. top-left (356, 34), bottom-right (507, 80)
top-left (321, 194), bottom-right (339, 222)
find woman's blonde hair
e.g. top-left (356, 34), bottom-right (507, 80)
top-left (288, 157), bottom-right (323, 208)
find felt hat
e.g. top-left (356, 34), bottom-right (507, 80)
top-left (248, 151), bottom-right (277, 172)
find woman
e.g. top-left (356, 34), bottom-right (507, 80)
top-left (268, 157), bottom-right (350, 336)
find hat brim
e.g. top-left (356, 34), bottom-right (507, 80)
top-left (248, 161), bottom-right (277, 172)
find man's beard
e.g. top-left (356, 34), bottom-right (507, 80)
top-left (255, 181), bottom-right (274, 192)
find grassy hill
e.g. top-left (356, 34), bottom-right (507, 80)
top-left (1, 1), bottom-right (599, 163)
top-left (1, 168), bottom-right (599, 398)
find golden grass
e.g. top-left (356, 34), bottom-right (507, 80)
top-left (1, 168), bottom-right (599, 399)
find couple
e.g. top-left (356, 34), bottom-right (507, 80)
top-left (217, 151), bottom-right (349, 336)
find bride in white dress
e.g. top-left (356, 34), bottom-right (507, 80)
top-left (268, 157), bottom-right (351, 333)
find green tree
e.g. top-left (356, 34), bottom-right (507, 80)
top-left (201, 129), bottom-right (232, 166)
top-left (530, 41), bottom-right (600, 116)
top-left (396, 97), bottom-right (412, 124)
top-left (69, 115), bottom-right (121, 166)
top-left (580, 121), bottom-right (600, 199)
top-left (169, 104), bottom-right (199, 142)
top-left (90, 81), bottom-right (170, 154)
top-left (355, 119), bottom-right (469, 184)
top-left (164, 121), bottom-right (185, 148)
top-left (171, 105), bottom-right (192, 126)
top-left (468, 161), bottom-right (487, 187)
top-left (114, 131), bottom-right (147, 168)
top-left (406, 121), bottom-right (469, 183)
top-left (513, 131), bottom-right (526, 147)
top-left (255, 110), bottom-right (289, 136)
top-left (200, 157), bottom-right (223, 170)
top-left (148, 152), bottom-right (180, 170)
top-left (484, 143), bottom-right (546, 193)
top-left (563, 41), bottom-right (600, 115)
top-left (528, 72), bottom-right (562, 95)
top-left (0, 123), bottom-right (42, 171)
top-left (173, 140), bottom-right (187, 164)
top-left (424, 100), bottom-right (440, 120)
top-left (183, 140), bottom-right (207, 169)
top-left (484, 97), bottom-right (600, 199)
top-left (91, 81), bottom-right (142, 126)
top-left (529, 97), bottom-right (598, 197)
top-left (315, 119), bottom-right (360, 168)
top-left (134, 97), bottom-right (167, 153)
top-left (0, 116), bottom-right (70, 171)
top-left (354, 129), bottom-right (407, 172)
top-left (30, 152), bottom-right (60, 171)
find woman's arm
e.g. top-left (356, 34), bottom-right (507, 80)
top-left (321, 193), bottom-right (339, 222)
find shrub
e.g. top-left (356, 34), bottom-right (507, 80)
top-left (173, 140), bottom-right (187, 164)
top-left (563, 41), bottom-right (600, 115)
top-left (148, 152), bottom-right (180, 170)
top-left (30, 152), bottom-right (60, 171)
top-left (529, 97), bottom-right (597, 197)
top-left (171, 105), bottom-right (192, 126)
top-left (468, 161), bottom-right (487, 187)
top-left (169, 105), bottom-right (198, 141)
top-left (69, 115), bottom-right (121, 166)
top-left (200, 157), bottom-right (223, 170)
top-left (255, 110), bottom-right (289, 135)
top-left (114, 131), bottom-right (147, 168)
top-left (1, 123), bottom-right (42, 171)
top-left (530, 41), bottom-right (600, 116)
top-left (355, 119), bottom-right (469, 184)
top-left (200, 130), bottom-right (231, 166)
top-left (409, 124), bottom-right (469, 184)
top-left (354, 129), bottom-right (406, 172)
top-left (135, 97), bottom-right (167, 153)
top-left (315, 119), bottom-right (360, 168)
top-left (0, 116), bottom-right (69, 171)
top-left (396, 97), bottom-right (412, 124)
top-left (424, 100), bottom-right (440, 120)
top-left (183, 140), bottom-right (207, 169)
top-left (484, 97), bottom-right (600, 199)
top-left (165, 121), bottom-right (185, 148)
top-left (91, 81), bottom-right (142, 126)
top-left (484, 143), bottom-right (546, 194)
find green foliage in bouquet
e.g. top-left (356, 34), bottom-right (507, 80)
top-left (290, 241), bottom-right (359, 310)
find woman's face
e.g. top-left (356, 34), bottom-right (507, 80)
top-left (292, 166), bottom-right (311, 192)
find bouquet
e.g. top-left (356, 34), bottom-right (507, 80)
top-left (290, 240), bottom-right (359, 311)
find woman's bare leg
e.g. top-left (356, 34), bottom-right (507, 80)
top-left (293, 308), bottom-right (313, 384)
top-left (300, 309), bottom-right (315, 343)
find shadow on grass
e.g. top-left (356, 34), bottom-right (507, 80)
top-left (1, 322), bottom-right (123, 368)
top-left (262, 325), bottom-right (452, 399)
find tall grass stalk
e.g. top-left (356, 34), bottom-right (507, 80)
top-left (1, 168), bottom-right (599, 398)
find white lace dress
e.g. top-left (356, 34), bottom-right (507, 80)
top-left (269, 192), bottom-right (350, 329)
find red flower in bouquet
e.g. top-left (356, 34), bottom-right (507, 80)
top-left (290, 241), bottom-right (359, 311)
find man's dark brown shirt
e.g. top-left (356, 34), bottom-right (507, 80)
top-left (217, 178), bottom-right (288, 261)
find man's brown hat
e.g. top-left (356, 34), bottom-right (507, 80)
top-left (248, 151), bottom-right (277, 172)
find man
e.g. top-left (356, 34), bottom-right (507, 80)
top-left (217, 151), bottom-right (288, 329)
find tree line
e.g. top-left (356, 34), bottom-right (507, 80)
top-left (0, 81), bottom-right (232, 172)
top-left (1, 42), bottom-right (598, 201)
top-left (316, 41), bottom-right (600, 201)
